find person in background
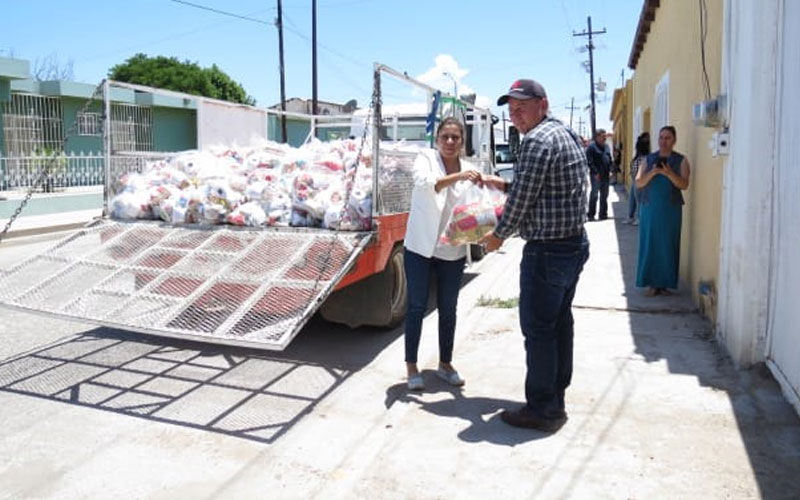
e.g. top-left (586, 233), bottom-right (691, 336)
top-left (586, 128), bottom-right (613, 220)
top-left (635, 125), bottom-right (691, 296)
top-left (625, 132), bottom-right (651, 225)
top-left (403, 117), bottom-right (481, 391)
top-left (611, 142), bottom-right (622, 185)
top-left (480, 78), bottom-right (589, 433)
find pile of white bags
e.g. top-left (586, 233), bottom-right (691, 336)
top-left (110, 138), bottom-right (417, 230)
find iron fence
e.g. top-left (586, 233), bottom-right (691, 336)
top-left (0, 152), bottom-right (156, 193)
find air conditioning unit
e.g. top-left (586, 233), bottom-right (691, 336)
top-left (693, 95), bottom-right (727, 128)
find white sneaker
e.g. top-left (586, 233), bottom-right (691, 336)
top-left (436, 368), bottom-right (465, 387)
top-left (632, 219), bottom-right (639, 226)
top-left (407, 373), bottom-right (425, 391)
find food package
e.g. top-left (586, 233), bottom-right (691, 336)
top-left (110, 137), bottom-right (427, 231)
top-left (440, 185), bottom-right (506, 245)
top-left (227, 201), bottom-right (267, 227)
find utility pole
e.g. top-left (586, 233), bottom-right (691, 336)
top-left (573, 16), bottom-right (606, 139)
top-left (276, 0), bottom-right (287, 143)
top-left (311, 0), bottom-right (318, 129)
top-left (566, 97), bottom-right (578, 129)
top-left (577, 116), bottom-right (585, 139)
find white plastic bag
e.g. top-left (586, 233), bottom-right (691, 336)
top-left (440, 184), bottom-right (506, 245)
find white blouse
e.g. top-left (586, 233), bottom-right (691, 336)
top-left (404, 149), bottom-right (476, 260)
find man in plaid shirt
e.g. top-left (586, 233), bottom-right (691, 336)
top-left (481, 79), bottom-right (590, 433)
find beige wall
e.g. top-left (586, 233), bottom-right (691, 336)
top-left (630, 0), bottom-right (724, 316)
top-left (610, 79), bottom-right (636, 187)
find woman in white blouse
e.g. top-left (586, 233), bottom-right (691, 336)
top-left (404, 117), bottom-right (482, 391)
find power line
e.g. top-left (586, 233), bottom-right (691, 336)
top-left (78, 10), bottom-right (268, 63)
top-left (282, 13), bottom-right (369, 70)
top-left (167, 0), bottom-right (272, 25)
top-left (281, 13), bottom-right (371, 96)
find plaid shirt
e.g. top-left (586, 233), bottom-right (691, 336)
top-left (494, 117), bottom-right (588, 241)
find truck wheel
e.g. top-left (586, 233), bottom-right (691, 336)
top-left (385, 245), bottom-right (407, 328)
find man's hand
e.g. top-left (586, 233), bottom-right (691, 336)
top-left (478, 231), bottom-right (504, 253)
top-left (481, 174), bottom-right (507, 191)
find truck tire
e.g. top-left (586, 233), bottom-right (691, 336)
top-left (385, 245), bottom-right (407, 328)
top-left (319, 244), bottom-right (407, 329)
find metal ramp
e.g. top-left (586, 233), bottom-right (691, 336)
top-left (0, 220), bottom-right (372, 350)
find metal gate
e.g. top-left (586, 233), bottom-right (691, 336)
top-left (766, 0), bottom-right (800, 409)
top-left (0, 220), bottom-right (371, 350)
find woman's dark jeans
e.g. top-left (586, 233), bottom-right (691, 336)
top-left (519, 232), bottom-right (590, 419)
top-left (404, 249), bottom-right (466, 364)
top-left (628, 182), bottom-right (638, 219)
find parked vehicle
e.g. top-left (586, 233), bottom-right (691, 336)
top-left (0, 64), bottom-right (494, 351)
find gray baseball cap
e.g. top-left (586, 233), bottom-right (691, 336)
top-left (497, 79), bottom-right (548, 105)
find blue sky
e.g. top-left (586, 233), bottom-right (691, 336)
top-left (2, 0), bottom-right (643, 136)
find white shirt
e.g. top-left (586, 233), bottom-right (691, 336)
top-left (404, 149), bottom-right (475, 260)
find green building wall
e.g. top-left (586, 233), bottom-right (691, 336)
top-left (152, 107), bottom-right (196, 151)
top-left (61, 97), bottom-right (103, 154)
top-left (268, 115), bottom-right (311, 147)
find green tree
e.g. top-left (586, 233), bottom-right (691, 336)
top-left (108, 54), bottom-right (255, 105)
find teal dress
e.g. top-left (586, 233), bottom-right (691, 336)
top-left (636, 152), bottom-right (684, 289)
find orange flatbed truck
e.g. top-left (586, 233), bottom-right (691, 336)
top-left (0, 64), bottom-right (494, 351)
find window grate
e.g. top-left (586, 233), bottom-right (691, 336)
top-left (110, 103), bottom-right (153, 152)
top-left (1, 93), bottom-right (64, 155)
top-left (77, 111), bottom-right (101, 136)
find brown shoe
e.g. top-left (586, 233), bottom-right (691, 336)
top-left (500, 407), bottom-right (567, 433)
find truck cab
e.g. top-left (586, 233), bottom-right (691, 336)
top-left (494, 125), bottom-right (519, 182)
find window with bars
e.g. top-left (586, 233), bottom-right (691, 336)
top-left (77, 111), bottom-right (101, 136)
top-left (110, 103), bottom-right (153, 152)
top-left (1, 93), bottom-right (64, 155)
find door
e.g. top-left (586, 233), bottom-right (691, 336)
top-left (767, 0), bottom-right (800, 407)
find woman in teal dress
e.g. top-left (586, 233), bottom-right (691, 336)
top-left (635, 126), bottom-right (691, 296)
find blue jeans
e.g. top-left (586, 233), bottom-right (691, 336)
top-left (404, 249), bottom-right (466, 364)
top-left (588, 175), bottom-right (609, 219)
top-left (519, 232), bottom-right (589, 419)
top-left (627, 181), bottom-right (638, 220)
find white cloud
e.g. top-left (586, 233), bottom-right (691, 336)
top-left (416, 54), bottom-right (491, 109)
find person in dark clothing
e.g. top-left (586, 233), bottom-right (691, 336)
top-left (480, 78), bottom-right (590, 433)
top-left (586, 129), bottom-right (613, 220)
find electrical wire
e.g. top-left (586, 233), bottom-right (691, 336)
top-left (167, 0), bottom-right (272, 25)
top-left (78, 9), bottom-right (270, 63)
top-left (699, 0), bottom-right (712, 100)
top-left (282, 13), bottom-right (370, 71)
top-left (281, 13), bottom-right (371, 97)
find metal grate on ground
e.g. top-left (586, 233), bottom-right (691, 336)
top-left (0, 219), bottom-right (371, 350)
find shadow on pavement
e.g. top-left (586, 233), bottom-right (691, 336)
top-left (0, 323), bottom-right (395, 445)
top-left (0, 269), bottom-right (478, 446)
top-left (612, 185), bottom-right (800, 499)
top-left (384, 376), bottom-right (548, 446)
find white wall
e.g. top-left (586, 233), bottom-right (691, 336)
top-left (766, 0), bottom-right (800, 413)
top-left (197, 100), bottom-right (268, 148)
top-left (716, 0), bottom-right (780, 366)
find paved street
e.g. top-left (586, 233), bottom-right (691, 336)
top-left (1, 188), bottom-right (799, 499)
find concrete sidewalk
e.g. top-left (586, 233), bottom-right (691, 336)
top-left (1, 188), bottom-right (799, 499)
top-left (0, 189), bottom-right (102, 239)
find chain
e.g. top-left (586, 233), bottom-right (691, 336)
top-left (0, 80), bottom-right (107, 244)
top-left (309, 83), bottom-right (380, 295)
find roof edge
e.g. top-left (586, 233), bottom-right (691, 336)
top-left (627, 0), bottom-right (661, 70)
